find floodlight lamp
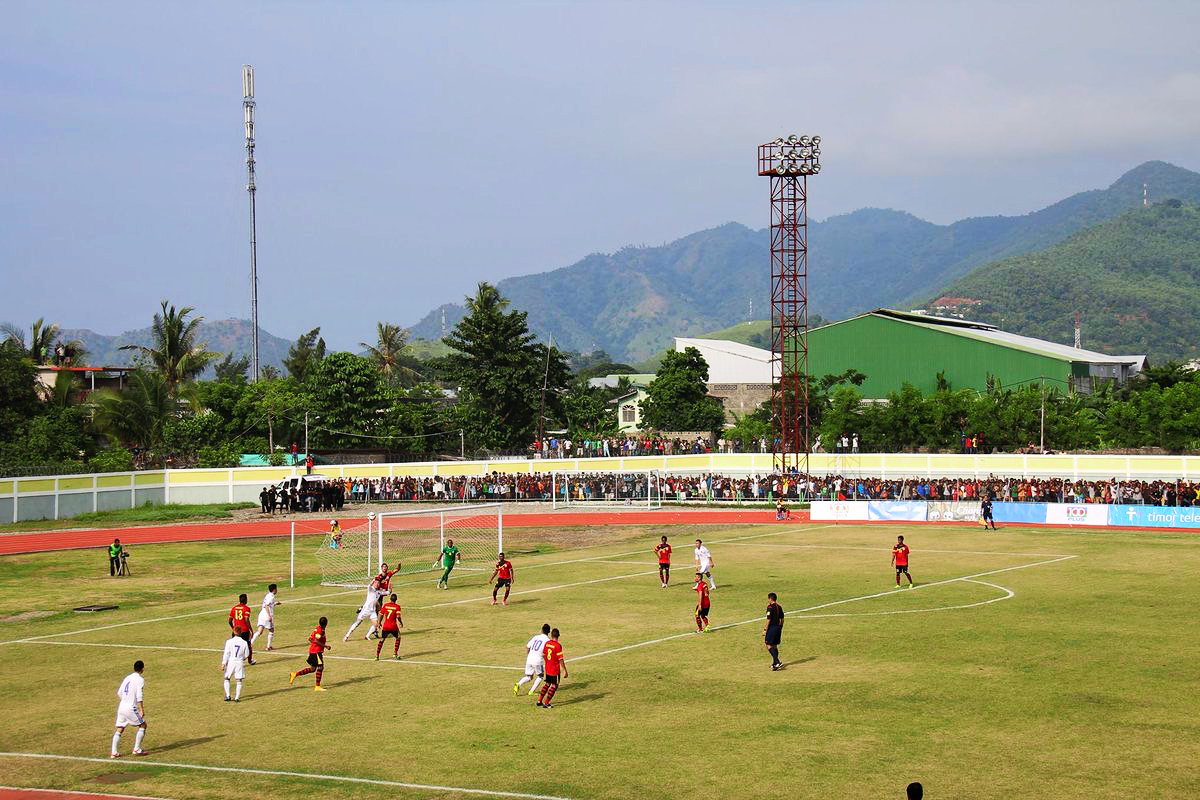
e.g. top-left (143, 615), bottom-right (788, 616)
top-left (773, 137), bottom-right (786, 146)
top-left (812, 163), bottom-right (821, 174)
top-left (801, 135), bottom-right (812, 146)
top-left (775, 163), bottom-right (789, 175)
top-left (811, 135), bottom-right (821, 146)
top-left (786, 134), bottom-right (800, 144)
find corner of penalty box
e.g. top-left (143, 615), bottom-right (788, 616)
top-left (73, 604), bottom-right (120, 613)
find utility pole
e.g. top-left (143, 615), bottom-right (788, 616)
top-left (243, 65), bottom-right (261, 382)
top-left (1039, 377), bottom-right (1045, 454)
top-left (304, 409), bottom-right (309, 461)
top-left (459, 429), bottom-right (464, 459)
top-left (537, 334), bottom-right (552, 451)
top-left (1074, 311), bottom-right (1081, 349)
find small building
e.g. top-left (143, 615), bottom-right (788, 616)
top-left (807, 309), bottom-right (1146, 399)
top-left (33, 365), bottom-right (136, 401)
top-left (610, 387), bottom-right (649, 432)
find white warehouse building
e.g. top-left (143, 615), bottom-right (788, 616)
top-left (674, 337), bottom-right (773, 421)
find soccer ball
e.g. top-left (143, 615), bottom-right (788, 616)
top-left (368, 512), bottom-right (376, 520)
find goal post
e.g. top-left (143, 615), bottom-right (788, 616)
top-left (551, 469), bottom-right (662, 509)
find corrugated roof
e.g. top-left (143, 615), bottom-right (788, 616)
top-left (675, 337), bottom-right (771, 362)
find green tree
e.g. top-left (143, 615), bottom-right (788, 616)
top-left (213, 353), bottom-right (251, 383)
top-left (0, 346), bottom-right (40, 443)
top-left (308, 352), bottom-right (390, 449)
top-left (284, 327), bottom-right (326, 382)
top-left (120, 301), bottom-right (219, 392)
top-left (639, 347), bottom-right (726, 433)
top-left (91, 369), bottom-right (179, 457)
top-left (441, 283), bottom-right (570, 449)
top-left (360, 322), bottom-right (422, 387)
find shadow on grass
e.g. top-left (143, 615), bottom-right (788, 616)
top-left (779, 656), bottom-right (817, 668)
top-left (246, 673), bottom-right (380, 701)
top-left (397, 649), bottom-right (445, 659)
top-left (555, 692), bottom-right (608, 706)
top-left (153, 734), bottom-right (226, 754)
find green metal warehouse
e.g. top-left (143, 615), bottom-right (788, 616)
top-left (806, 309), bottom-right (1146, 399)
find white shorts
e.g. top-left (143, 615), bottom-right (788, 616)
top-left (697, 561), bottom-right (712, 574)
top-left (224, 661), bottom-right (246, 680)
top-left (523, 660), bottom-right (544, 678)
top-left (356, 607), bottom-right (378, 622)
top-left (256, 611), bottom-right (273, 629)
top-left (115, 706), bottom-right (144, 728)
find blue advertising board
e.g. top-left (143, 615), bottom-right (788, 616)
top-left (991, 502), bottom-right (1048, 524)
top-left (867, 501), bottom-right (927, 521)
top-left (1107, 504), bottom-right (1200, 529)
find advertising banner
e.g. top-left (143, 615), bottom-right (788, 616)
top-left (867, 501), bottom-right (927, 521)
top-left (927, 501), bottom-right (982, 522)
top-left (1107, 504), bottom-right (1200, 529)
top-left (1045, 504), bottom-right (1109, 527)
top-left (810, 501), bottom-right (870, 522)
top-left (991, 502), bottom-right (1048, 524)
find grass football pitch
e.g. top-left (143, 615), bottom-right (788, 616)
top-left (0, 521), bottom-right (1197, 799)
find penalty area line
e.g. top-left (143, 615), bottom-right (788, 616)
top-left (568, 554), bottom-right (1077, 664)
top-left (0, 753), bottom-right (574, 800)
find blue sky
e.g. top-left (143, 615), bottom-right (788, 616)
top-left (3, 0), bottom-right (1199, 348)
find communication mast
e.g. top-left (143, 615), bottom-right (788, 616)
top-left (243, 65), bottom-right (260, 382)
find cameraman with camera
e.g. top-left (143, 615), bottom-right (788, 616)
top-left (108, 538), bottom-right (131, 577)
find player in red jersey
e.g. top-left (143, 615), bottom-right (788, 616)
top-left (695, 579), bottom-right (711, 632)
top-left (228, 594), bottom-right (255, 665)
top-left (654, 536), bottom-right (672, 588)
top-left (372, 562), bottom-right (398, 619)
top-left (892, 535), bottom-right (914, 588)
top-left (375, 594), bottom-right (404, 660)
top-left (490, 553), bottom-right (515, 605)
top-left (290, 616), bottom-right (331, 691)
top-left (536, 628), bottom-right (567, 709)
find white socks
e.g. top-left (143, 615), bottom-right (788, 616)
top-left (224, 679), bottom-right (231, 699)
top-left (365, 624), bottom-right (376, 639)
top-left (111, 731), bottom-right (122, 755)
top-left (266, 631), bottom-right (273, 648)
top-left (235, 680), bottom-right (242, 700)
top-left (344, 620), bottom-right (361, 640)
top-left (707, 576), bottom-right (716, 589)
top-left (133, 728), bottom-right (145, 751)
top-left (250, 630), bottom-right (259, 644)
top-left (529, 677), bottom-right (543, 693)
top-left (516, 676), bottom-right (531, 688)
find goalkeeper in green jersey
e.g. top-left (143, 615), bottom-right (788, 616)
top-left (435, 539), bottom-right (461, 589)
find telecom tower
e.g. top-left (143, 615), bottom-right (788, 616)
top-left (243, 65), bottom-right (261, 382)
top-left (758, 135), bottom-right (821, 474)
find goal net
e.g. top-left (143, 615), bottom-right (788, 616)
top-left (312, 504), bottom-right (503, 587)
top-left (551, 469), bottom-right (662, 509)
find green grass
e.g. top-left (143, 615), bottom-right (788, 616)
top-left (0, 522), bottom-right (1198, 799)
top-left (0, 502), bottom-right (257, 533)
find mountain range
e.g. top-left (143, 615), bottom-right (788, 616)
top-left (408, 161), bottom-right (1200, 361)
top-left (59, 319), bottom-right (293, 372)
top-left (927, 201), bottom-right (1200, 361)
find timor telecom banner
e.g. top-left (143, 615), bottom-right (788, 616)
top-left (1106, 504), bottom-right (1200, 529)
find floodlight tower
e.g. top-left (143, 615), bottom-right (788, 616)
top-left (243, 65), bottom-right (261, 382)
top-left (758, 134), bottom-right (821, 475)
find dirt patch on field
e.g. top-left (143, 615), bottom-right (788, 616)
top-left (0, 610), bottom-right (56, 623)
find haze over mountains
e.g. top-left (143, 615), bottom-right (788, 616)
top-left (49, 161), bottom-right (1200, 368)
top-left (410, 161), bottom-right (1200, 361)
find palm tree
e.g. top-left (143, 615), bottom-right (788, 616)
top-left (120, 301), bottom-right (218, 392)
top-left (360, 322), bottom-right (422, 386)
top-left (91, 370), bottom-right (177, 453)
top-left (1, 318), bottom-right (75, 364)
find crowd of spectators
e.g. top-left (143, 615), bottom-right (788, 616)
top-left (259, 473), bottom-right (1200, 511)
top-left (533, 436), bottom-right (733, 458)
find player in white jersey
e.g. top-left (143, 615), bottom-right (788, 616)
top-left (343, 577), bottom-right (382, 642)
top-left (512, 623), bottom-right (551, 696)
top-left (221, 631), bottom-right (251, 701)
top-left (250, 583), bottom-right (278, 651)
top-left (693, 539), bottom-right (716, 590)
top-left (111, 660), bottom-right (147, 758)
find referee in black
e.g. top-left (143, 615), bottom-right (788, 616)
top-left (764, 592), bottom-right (784, 670)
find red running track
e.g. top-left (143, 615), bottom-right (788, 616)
top-left (0, 790), bottom-right (169, 800)
top-left (0, 510), bottom-right (807, 556)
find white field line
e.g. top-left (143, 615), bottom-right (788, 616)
top-left (411, 570), bottom-right (660, 609)
top-left (588, 559), bottom-right (663, 566)
top-left (721, 542), bottom-right (1076, 558)
top-left (794, 579), bottom-right (1014, 619)
top-left (0, 524), bottom-right (831, 648)
top-left (0, 785), bottom-right (172, 800)
top-left (21, 639), bottom-right (521, 671)
top-left (0, 752), bottom-right (573, 800)
top-left (568, 554), bottom-right (1077, 664)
